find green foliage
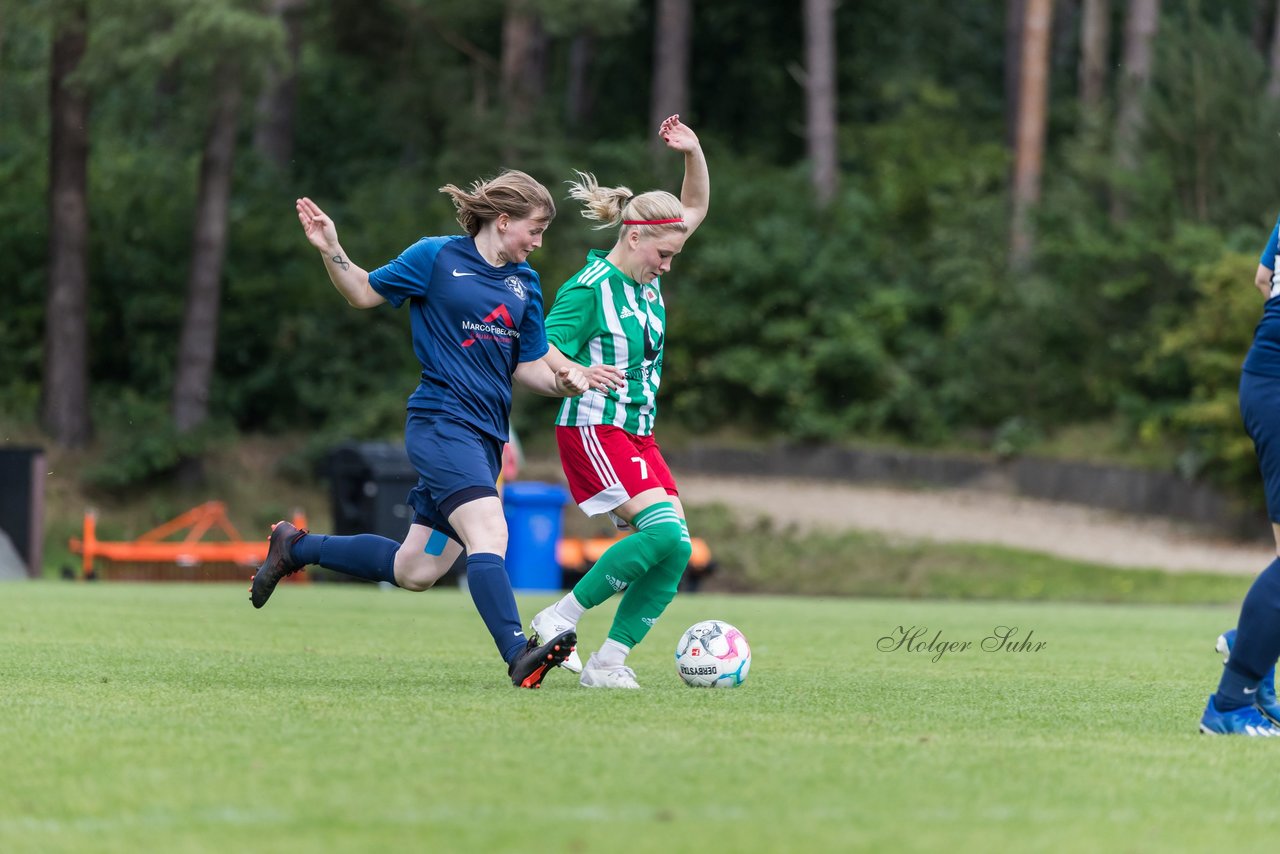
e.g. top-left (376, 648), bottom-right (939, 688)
top-left (1026, 4), bottom-right (1280, 493)
top-left (1144, 8), bottom-right (1280, 228)
top-left (7, 0), bottom-right (1280, 498)
top-left (537, 0), bottom-right (639, 37)
top-left (0, 5), bottom-right (52, 409)
top-left (667, 83), bottom-right (1015, 442)
top-left (80, 389), bottom-right (230, 492)
top-left (1145, 250), bottom-right (1264, 494)
top-left (85, 0), bottom-right (286, 83)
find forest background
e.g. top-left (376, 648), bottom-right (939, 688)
top-left (4, 0), bottom-right (1279, 508)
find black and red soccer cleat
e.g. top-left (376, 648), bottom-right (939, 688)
top-left (508, 629), bottom-right (577, 688)
top-left (249, 521), bottom-right (307, 609)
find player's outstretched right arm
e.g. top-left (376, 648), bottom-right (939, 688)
top-left (543, 344), bottom-right (625, 393)
top-left (513, 356), bottom-right (590, 398)
top-left (295, 197), bottom-right (385, 309)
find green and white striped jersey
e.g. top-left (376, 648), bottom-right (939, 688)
top-left (545, 249), bottom-right (666, 436)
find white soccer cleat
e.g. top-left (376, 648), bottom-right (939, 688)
top-left (530, 605), bottom-right (582, 673)
top-left (579, 653), bottom-right (641, 689)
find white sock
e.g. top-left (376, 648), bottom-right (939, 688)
top-left (554, 591), bottom-right (586, 624)
top-left (596, 638), bottom-right (630, 667)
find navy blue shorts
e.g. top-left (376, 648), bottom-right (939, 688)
top-left (1240, 370), bottom-right (1280, 523)
top-left (403, 410), bottom-right (502, 539)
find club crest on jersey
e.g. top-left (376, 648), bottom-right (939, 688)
top-left (504, 276), bottom-right (527, 300)
top-left (643, 287), bottom-right (657, 302)
top-left (460, 304), bottom-right (519, 348)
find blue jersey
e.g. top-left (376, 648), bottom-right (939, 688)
top-left (368, 235), bottom-right (548, 441)
top-left (1244, 214), bottom-right (1280, 378)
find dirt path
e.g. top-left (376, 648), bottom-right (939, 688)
top-left (677, 474), bottom-right (1273, 576)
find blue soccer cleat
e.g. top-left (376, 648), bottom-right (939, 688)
top-left (1217, 629), bottom-right (1280, 724)
top-left (1200, 695), bottom-right (1280, 736)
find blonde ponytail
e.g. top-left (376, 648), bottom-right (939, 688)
top-left (566, 170), bottom-right (685, 237)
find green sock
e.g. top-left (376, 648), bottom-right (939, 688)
top-left (572, 503), bottom-right (684, 609)
top-left (608, 519), bottom-right (692, 648)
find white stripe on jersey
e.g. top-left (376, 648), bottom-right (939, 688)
top-left (599, 280), bottom-right (633, 429)
top-left (583, 337), bottom-right (608, 424)
top-left (579, 260), bottom-right (610, 286)
top-left (556, 289), bottom-right (610, 429)
top-left (640, 293), bottom-right (665, 435)
top-left (621, 286), bottom-right (657, 433)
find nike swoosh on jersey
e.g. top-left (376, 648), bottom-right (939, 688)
top-left (452, 269), bottom-right (477, 277)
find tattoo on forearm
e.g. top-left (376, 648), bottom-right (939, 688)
top-left (331, 254), bottom-right (350, 271)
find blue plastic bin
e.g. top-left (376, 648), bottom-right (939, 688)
top-left (502, 481), bottom-right (569, 591)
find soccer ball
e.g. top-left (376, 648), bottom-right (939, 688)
top-left (674, 620), bottom-right (751, 688)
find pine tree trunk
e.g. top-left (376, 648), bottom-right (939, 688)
top-left (501, 0), bottom-right (547, 148)
top-left (172, 66), bottom-right (241, 435)
top-left (252, 0), bottom-right (305, 170)
top-left (1254, 0), bottom-right (1274, 55)
top-left (1010, 0), bottom-right (1053, 271)
top-left (1079, 0), bottom-right (1110, 113)
top-left (803, 0), bottom-right (838, 207)
top-left (1005, 0), bottom-right (1027, 149)
top-left (650, 0), bottom-right (692, 157)
top-left (1053, 0), bottom-right (1080, 78)
top-left (1267, 0), bottom-right (1280, 98)
top-left (566, 28), bottom-right (595, 130)
top-left (1110, 0), bottom-right (1161, 223)
top-left (42, 0), bottom-right (92, 448)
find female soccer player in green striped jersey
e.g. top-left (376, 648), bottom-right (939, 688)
top-left (530, 114), bottom-right (710, 688)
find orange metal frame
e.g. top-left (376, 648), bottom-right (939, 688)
top-left (69, 501), bottom-right (308, 580)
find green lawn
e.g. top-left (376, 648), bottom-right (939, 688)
top-left (0, 583), bottom-right (1274, 853)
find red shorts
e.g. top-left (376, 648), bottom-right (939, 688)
top-left (555, 425), bottom-right (678, 517)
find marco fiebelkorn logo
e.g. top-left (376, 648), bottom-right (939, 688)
top-left (877, 625), bottom-right (1047, 663)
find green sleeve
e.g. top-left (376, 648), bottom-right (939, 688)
top-left (544, 281), bottom-right (595, 360)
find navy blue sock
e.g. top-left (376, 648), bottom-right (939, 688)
top-left (1216, 668), bottom-right (1262, 712)
top-left (465, 553), bottom-right (526, 663)
top-left (1215, 557), bottom-right (1280, 710)
top-left (291, 533), bottom-right (398, 586)
top-left (291, 533), bottom-right (323, 566)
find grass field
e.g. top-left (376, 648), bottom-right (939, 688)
top-left (1, 582), bottom-right (1276, 853)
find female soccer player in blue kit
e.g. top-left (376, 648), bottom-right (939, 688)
top-left (250, 170), bottom-right (622, 689)
top-left (1201, 216), bottom-right (1280, 733)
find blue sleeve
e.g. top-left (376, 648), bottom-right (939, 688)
top-left (368, 236), bottom-right (452, 308)
top-left (517, 271), bottom-right (549, 363)
top-left (1262, 218), bottom-right (1280, 270)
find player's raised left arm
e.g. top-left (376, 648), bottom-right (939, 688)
top-left (660, 114), bottom-right (709, 236)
